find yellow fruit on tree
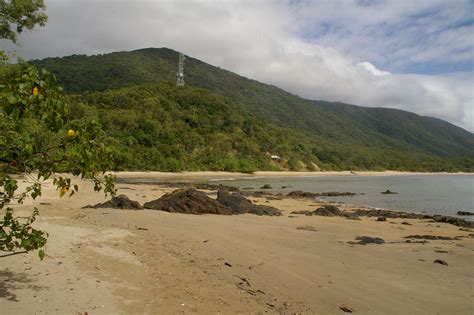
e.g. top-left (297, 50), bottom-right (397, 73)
top-left (59, 187), bottom-right (69, 197)
top-left (32, 87), bottom-right (39, 96)
top-left (67, 129), bottom-right (75, 137)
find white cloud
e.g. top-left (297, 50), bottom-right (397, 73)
top-left (2, 0), bottom-right (473, 131)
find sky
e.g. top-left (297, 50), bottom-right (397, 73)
top-left (2, 0), bottom-right (473, 131)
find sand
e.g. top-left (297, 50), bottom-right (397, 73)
top-left (1, 173), bottom-right (473, 314)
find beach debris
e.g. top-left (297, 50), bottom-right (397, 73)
top-left (434, 250), bottom-right (449, 253)
top-left (381, 189), bottom-right (398, 194)
top-left (456, 211), bottom-right (474, 216)
top-left (83, 194), bottom-right (143, 210)
top-left (404, 235), bottom-right (463, 241)
top-left (203, 240), bottom-right (209, 243)
top-left (401, 221), bottom-right (412, 225)
top-left (217, 190), bottom-right (281, 216)
top-left (260, 184), bottom-right (273, 189)
top-left (135, 227), bottom-right (148, 231)
top-left (143, 189), bottom-right (233, 215)
top-left (376, 217), bottom-right (387, 222)
top-left (434, 259), bottom-right (448, 266)
top-left (340, 305), bottom-right (354, 313)
top-left (313, 205), bottom-right (342, 217)
top-left (296, 226), bottom-right (318, 232)
top-left (224, 262), bottom-right (232, 267)
top-left (348, 236), bottom-right (385, 245)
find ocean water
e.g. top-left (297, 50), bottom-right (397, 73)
top-left (211, 175), bottom-right (474, 218)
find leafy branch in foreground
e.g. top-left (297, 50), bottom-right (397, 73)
top-left (0, 61), bottom-right (116, 259)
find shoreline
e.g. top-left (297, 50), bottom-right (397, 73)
top-left (110, 170), bottom-right (473, 180)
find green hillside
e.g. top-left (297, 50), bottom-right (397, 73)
top-left (30, 48), bottom-right (474, 172)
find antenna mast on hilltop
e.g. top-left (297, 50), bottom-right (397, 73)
top-left (176, 53), bottom-right (185, 87)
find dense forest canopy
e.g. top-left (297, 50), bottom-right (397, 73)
top-left (30, 48), bottom-right (474, 172)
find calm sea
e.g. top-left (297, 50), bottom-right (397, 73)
top-left (211, 175), bottom-right (474, 218)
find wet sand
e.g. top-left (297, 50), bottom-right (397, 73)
top-left (1, 173), bottom-right (473, 314)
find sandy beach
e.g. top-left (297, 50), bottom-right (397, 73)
top-left (1, 172), bottom-right (473, 314)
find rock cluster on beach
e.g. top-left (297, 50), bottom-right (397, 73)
top-left (290, 204), bottom-right (474, 228)
top-left (143, 189), bottom-right (233, 215)
top-left (83, 194), bottom-right (143, 210)
top-left (84, 183), bottom-right (474, 228)
top-left (287, 190), bottom-right (358, 198)
top-left (216, 190), bottom-right (281, 216)
top-left (141, 189), bottom-right (282, 216)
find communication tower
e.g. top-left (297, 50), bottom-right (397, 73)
top-left (176, 53), bottom-right (185, 87)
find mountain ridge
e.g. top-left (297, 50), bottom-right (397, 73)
top-left (30, 47), bottom-right (474, 171)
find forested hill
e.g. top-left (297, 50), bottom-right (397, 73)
top-left (30, 48), bottom-right (474, 172)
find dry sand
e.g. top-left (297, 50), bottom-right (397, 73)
top-left (1, 173), bottom-right (473, 314)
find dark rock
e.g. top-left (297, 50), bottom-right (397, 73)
top-left (431, 215), bottom-right (474, 228)
top-left (217, 190), bottom-right (252, 214)
top-left (216, 190), bottom-right (281, 216)
top-left (241, 190), bottom-right (269, 198)
top-left (195, 183), bottom-right (240, 192)
top-left (457, 211), bottom-right (474, 216)
top-left (340, 305), bottom-right (354, 313)
top-left (401, 221), bottom-right (412, 225)
top-left (313, 205), bottom-right (342, 217)
top-left (376, 217), bottom-right (387, 222)
top-left (287, 190), bottom-right (357, 198)
top-left (434, 259), bottom-right (448, 266)
top-left (404, 234), bottom-right (462, 241)
top-left (318, 191), bottom-right (356, 196)
top-left (287, 190), bottom-right (317, 198)
top-left (260, 184), bottom-right (273, 189)
top-left (290, 210), bottom-right (313, 216)
top-left (381, 189), bottom-right (398, 194)
top-left (143, 189), bottom-right (232, 215)
top-left (348, 236), bottom-right (385, 245)
top-left (249, 204), bottom-right (282, 216)
top-left (84, 194), bottom-right (143, 210)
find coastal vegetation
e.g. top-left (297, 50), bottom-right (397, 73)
top-left (0, 0), bottom-right (115, 258)
top-left (31, 48), bottom-right (474, 172)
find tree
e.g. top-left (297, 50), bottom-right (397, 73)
top-left (0, 1), bottom-right (115, 259)
top-left (0, 0), bottom-right (47, 43)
